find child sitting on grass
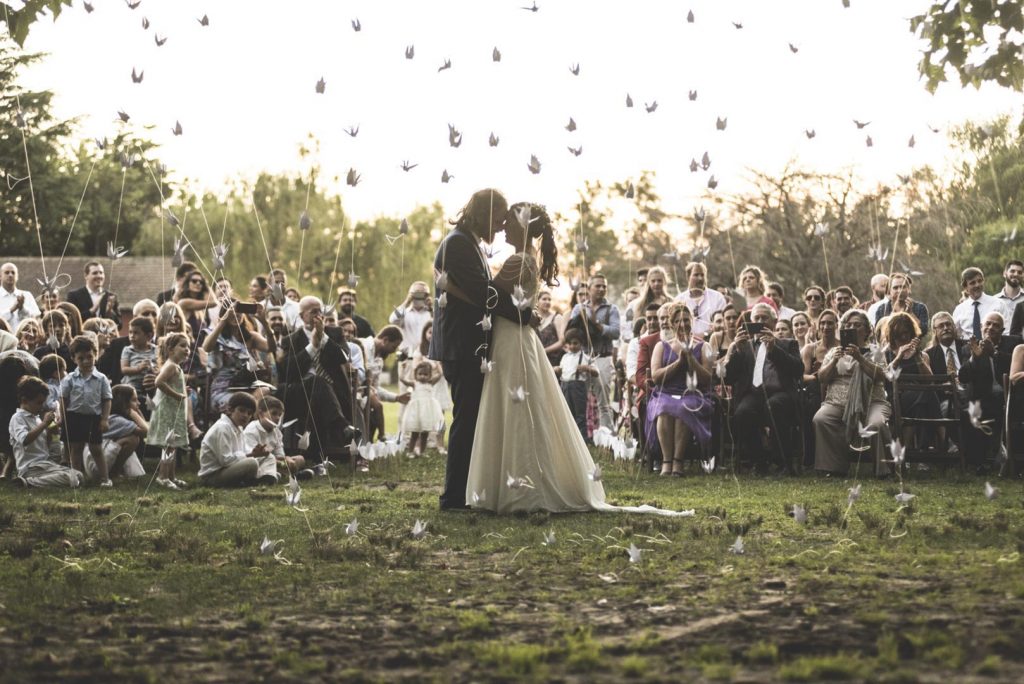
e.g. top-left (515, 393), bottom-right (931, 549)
top-left (60, 335), bottom-right (113, 487)
top-left (10, 376), bottom-right (82, 488)
top-left (198, 392), bottom-right (272, 487)
top-left (86, 384), bottom-right (147, 481)
top-left (148, 332), bottom-right (191, 490)
top-left (243, 396), bottom-right (313, 482)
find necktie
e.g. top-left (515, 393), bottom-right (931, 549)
top-left (945, 347), bottom-right (956, 377)
top-left (752, 342), bottom-right (767, 388)
top-left (972, 301), bottom-right (982, 339)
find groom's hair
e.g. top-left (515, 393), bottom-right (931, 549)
top-left (450, 189), bottom-right (508, 238)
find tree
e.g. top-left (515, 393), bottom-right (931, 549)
top-left (912, 1), bottom-right (1024, 92)
top-left (0, 0), bottom-right (74, 48)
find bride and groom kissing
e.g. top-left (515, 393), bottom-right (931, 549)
top-left (429, 189), bottom-right (691, 518)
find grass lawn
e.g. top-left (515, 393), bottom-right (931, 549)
top-left (1, 410), bottom-right (1024, 681)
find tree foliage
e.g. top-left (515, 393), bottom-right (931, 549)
top-left (0, 0), bottom-right (73, 48)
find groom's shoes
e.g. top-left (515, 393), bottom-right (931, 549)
top-left (440, 503), bottom-right (472, 512)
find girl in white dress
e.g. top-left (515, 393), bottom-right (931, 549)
top-left (402, 361), bottom-right (444, 457)
top-left (464, 203), bottom-right (692, 516)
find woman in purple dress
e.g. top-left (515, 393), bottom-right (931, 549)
top-left (647, 302), bottom-right (714, 476)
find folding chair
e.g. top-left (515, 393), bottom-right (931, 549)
top-left (891, 373), bottom-right (965, 470)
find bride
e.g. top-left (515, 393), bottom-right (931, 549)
top-left (465, 203), bottom-right (692, 516)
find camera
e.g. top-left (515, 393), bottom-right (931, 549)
top-left (743, 322), bottom-right (764, 337)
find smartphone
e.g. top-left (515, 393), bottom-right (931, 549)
top-left (234, 302), bottom-right (258, 315)
top-left (839, 328), bottom-right (857, 348)
top-left (744, 322), bottom-right (764, 337)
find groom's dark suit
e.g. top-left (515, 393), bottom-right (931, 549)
top-left (429, 227), bottom-right (529, 509)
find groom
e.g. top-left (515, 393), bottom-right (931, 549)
top-left (430, 189), bottom-right (530, 510)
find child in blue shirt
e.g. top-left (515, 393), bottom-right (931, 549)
top-left (60, 335), bottom-right (113, 487)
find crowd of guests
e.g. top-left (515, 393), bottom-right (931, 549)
top-left (0, 259), bottom-right (438, 490)
top-left (548, 260), bottom-right (1024, 477)
top-left (1, 254), bottom-right (1023, 489)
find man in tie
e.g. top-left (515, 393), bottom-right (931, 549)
top-left (724, 303), bottom-right (804, 474)
top-left (925, 311), bottom-right (970, 451)
top-left (952, 267), bottom-right (1003, 340)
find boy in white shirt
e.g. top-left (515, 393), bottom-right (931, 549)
top-left (198, 392), bottom-right (271, 487)
top-left (555, 329), bottom-right (598, 442)
top-left (242, 396), bottom-right (313, 483)
top-left (9, 377), bottom-right (83, 488)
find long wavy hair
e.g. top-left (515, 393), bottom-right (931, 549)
top-left (509, 202), bottom-right (559, 287)
top-left (450, 188), bottom-right (507, 240)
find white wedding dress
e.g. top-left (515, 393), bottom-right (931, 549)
top-left (465, 252), bottom-right (693, 516)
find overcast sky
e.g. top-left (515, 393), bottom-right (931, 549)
top-left (16, 0), bottom-right (1023, 235)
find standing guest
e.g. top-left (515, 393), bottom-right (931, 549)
top-left (737, 265), bottom-right (769, 310)
top-left (862, 273), bottom-right (890, 321)
top-left (802, 285), bottom-right (827, 326)
top-left (248, 276), bottom-right (270, 303)
top-left (536, 289), bottom-right (566, 366)
top-left (630, 266), bottom-right (670, 327)
top-left (625, 318), bottom-right (647, 393)
top-left (568, 273), bottom-right (620, 430)
top-left (765, 281), bottom-right (797, 321)
top-left (636, 268), bottom-right (649, 289)
top-left (60, 335), bottom-right (113, 486)
top-left (724, 303), bottom-right (803, 473)
top-left (65, 261), bottom-right (119, 323)
top-left (0, 263), bottom-right (41, 329)
top-left (791, 312), bottom-right (812, 349)
top-left (401, 361), bottom-right (444, 457)
top-left (266, 269), bottom-right (301, 329)
top-left (556, 328), bottom-right (598, 441)
top-left (39, 290), bottom-right (60, 313)
top-left (621, 287), bottom-right (641, 338)
top-left (156, 261), bottom-right (198, 304)
top-left (360, 326), bottom-right (410, 444)
top-left (208, 277), bottom-right (234, 328)
top-left (120, 316), bottom-right (157, 396)
top-left (958, 311), bottom-right (1020, 469)
top-left (569, 280), bottom-right (589, 310)
top-left (389, 282), bottom-right (433, 362)
top-left (285, 287), bottom-right (301, 302)
top-left (953, 267), bottom-right (1004, 340)
top-left (813, 309), bottom-right (892, 476)
top-left (678, 262), bottom-right (728, 339)
top-left (198, 392), bottom-right (271, 487)
top-left (336, 289), bottom-right (375, 338)
top-left (995, 259), bottom-right (1024, 320)
top-left (176, 268), bottom-right (215, 340)
top-left (148, 332), bottom-right (193, 489)
top-left (9, 377), bottom-right (83, 488)
top-left (873, 273), bottom-right (929, 336)
top-left (833, 286), bottom-right (857, 318)
top-left (648, 302), bottom-right (714, 476)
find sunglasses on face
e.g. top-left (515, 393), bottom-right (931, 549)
top-left (805, 294), bottom-right (822, 301)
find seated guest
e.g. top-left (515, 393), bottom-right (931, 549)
top-left (724, 302), bottom-right (803, 473)
top-left (925, 311), bottom-right (970, 449)
top-left (802, 285), bottom-right (827, 327)
top-left (198, 392), bottom-right (274, 487)
top-left (958, 311), bottom-right (1021, 468)
top-left (203, 303), bottom-right (271, 413)
top-left (278, 296), bottom-right (359, 471)
top-left (634, 303), bottom-right (670, 467)
top-left (813, 309), bottom-right (892, 476)
top-left (33, 309), bottom-right (74, 372)
top-left (832, 285), bottom-right (857, 318)
top-left (648, 303), bottom-right (713, 476)
top-left (243, 396), bottom-right (312, 483)
top-left (790, 311), bottom-right (811, 349)
top-left (883, 312), bottom-right (940, 447)
top-left (774, 318), bottom-right (794, 340)
top-left (707, 305), bottom-right (739, 360)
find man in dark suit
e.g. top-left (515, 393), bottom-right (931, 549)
top-left (278, 295), bottom-right (359, 472)
top-left (958, 311), bottom-right (1022, 468)
top-left (724, 303), bottom-right (803, 473)
top-left (66, 261), bottom-right (120, 324)
top-left (428, 189), bottom-right (528, 511)
top-left (926, 312), bottom-right (970, 377)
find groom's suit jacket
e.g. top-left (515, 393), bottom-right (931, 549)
top-left (428, 228), bottom-right (528, 362)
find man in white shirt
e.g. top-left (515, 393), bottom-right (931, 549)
top-left (389, 282), bottom-right (433, 357)
top-left (675, 262), bottom-right (727, 339)
top-left (994, 259), bottom-right (1024, 320)
top-left (0, 263), bottom-right (41, 329)
top-left (267, 268), bottom-right (300, 329)
top-left (863, 273), bottom-right (890, 322)
top-left (765, 281), bottom-right (797, 321)
top-left (952, 267), bottom-right (1005, 339)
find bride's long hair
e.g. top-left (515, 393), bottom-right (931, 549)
top-left (510, 202), bottom-right (559, 287)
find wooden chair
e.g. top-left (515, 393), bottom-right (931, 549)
top-left (891, 373), bottom-right (965, 470)
top-left (1003, 374), bottom-right (1024, 476)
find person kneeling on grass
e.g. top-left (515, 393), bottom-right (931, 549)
top-left (10, 376), bottom-right (83, 488)
top-left (243, 396), bottom-right (314, 482)
top-left (198, 392), bottom-right (274, 487)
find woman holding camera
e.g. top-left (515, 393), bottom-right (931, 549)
top-left (812, 309), bottom-right (892, 476)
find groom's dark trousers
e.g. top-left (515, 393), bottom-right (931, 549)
top-left (440, 355), bottom-right (484, 509)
